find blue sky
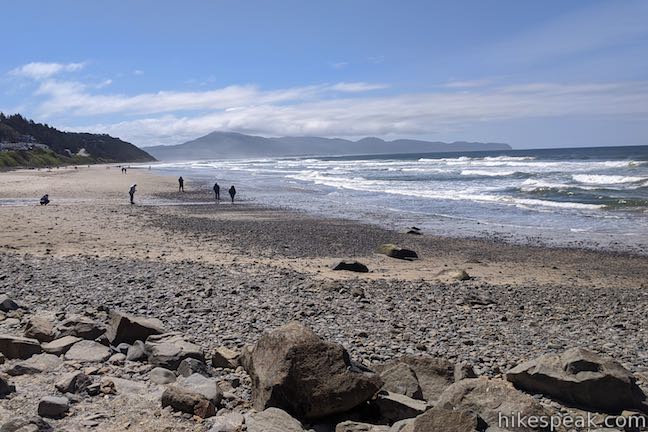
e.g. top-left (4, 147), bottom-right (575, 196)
top-left (1, 0), bottom-right (647, 148)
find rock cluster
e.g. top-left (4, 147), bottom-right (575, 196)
top-left (2, 288), bottom-right (648, 431)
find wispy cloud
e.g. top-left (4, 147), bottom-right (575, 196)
top-left (330, 82), bottom-right (388, 92)
top-left (331, 61), bottom-right (348, 70)
top-left (10, 62), bottom-right (85, 80)
top-left (442, 79), bottom-right (491, 89)
top-left (67, 81), bottom-right (648, 146)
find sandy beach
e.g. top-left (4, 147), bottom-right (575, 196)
top-left (2, 165), bottom-right (648, 430)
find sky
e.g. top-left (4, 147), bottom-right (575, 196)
top-left (1, 0), bottom-right (647, 149)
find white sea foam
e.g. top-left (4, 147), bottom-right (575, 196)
top-left (460, 169), bottom-right (518, 177)
top-left (572, 174), bottom-right (646, 185)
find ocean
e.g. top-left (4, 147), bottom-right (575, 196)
top-left (151, 145), bottom-right (648, 254)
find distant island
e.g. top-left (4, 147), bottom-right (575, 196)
top-left (0, 113), bottom-right (155, 168)
top-left (144, 131), bottom-right (512, 161)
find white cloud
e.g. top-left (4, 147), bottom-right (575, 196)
top-left (68, 80), bottom-right (648, 146)
top-left (331, 61), bottom-right (348, 70)
top-left (133, 70), bottom-right (144, 75)
top-left (330, 82), bottom-right (388, 92)
top-left (10, 62), bottom-right (85, 80)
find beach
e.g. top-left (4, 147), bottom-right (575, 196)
top-left (1, 165), bottom-right (648, 430)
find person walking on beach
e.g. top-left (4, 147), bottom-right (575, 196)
top-left (228, 185), bottom-right (236, 203)
top-left (213, 182), bottom-right (220, 201)
top-left (40, 194), bottom-right (50, 206)
top-left (129, 184), bottom-right (137, 205)
top-left (178, 176), bottom-right (184, 192)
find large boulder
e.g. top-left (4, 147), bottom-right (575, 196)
top-left (506, 348), bottom-right (648, 414)
top-left (24, 315), bottom-right (56, 343)
top-left (437, 378), bottom-right (552, 431)
top-left (174, 373), bottom-right (223, 407)
top-left (64, 340), bottom-right (111, 362)
top-left (57, 315), bottom-right (105, 340)
top-left (0, 335), bottom-right (42, 359)
top-left (245, 408), bottom-right (306, 432)
top-left (41, 336), bottom-right (80, 355)
top-left (401, 407), bottom-right (478, 432)
top-left (6, 353), bottom-right (62, 376)
top-left (211, 346), bottom-right (240, 369)
top-left (161, 385), bottom-right (216, 418)
top-left (37, 396), bottom-right (69, 419)
top-left (375, 356), bottom-right (455, 403)
top-left (145, 333), bottom-right (204, 370)
top-left (107, 311), bottom-right (164, 345)
top-left (379, 362), bottom-right (423, 400)
top-left (377, 244), bottom-right (418, 260)
top-left (373, 391), bottom-right (428, 423)
top-left (241, 322), bottom-right (383, 419)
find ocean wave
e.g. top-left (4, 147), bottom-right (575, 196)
top-left (572, 174), bottom-right (647, 185)
top-left (460, 169), bottom-right (519, 177)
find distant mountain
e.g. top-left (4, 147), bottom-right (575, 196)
top-left (145, 131), bottom-right (511, 161)
top-left (0, 113), bottom-right (155, 167)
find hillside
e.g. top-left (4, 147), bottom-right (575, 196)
top-left (145, 131), bottom-right (512, 160)
top-left (0, 113), bottom-right (155, 167)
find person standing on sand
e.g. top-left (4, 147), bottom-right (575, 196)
top-left (213, 182), bottom-right (220, 201)
top-left (229, 185), bottom-right (236, 203)
top-left (129, 184), bottom-right (136, 205)
top-left (178, 176), bottom-right (184, 192)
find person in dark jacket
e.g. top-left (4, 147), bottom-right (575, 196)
top-left (40, 194), bottom-right (50, 205)
top-left (129, 184), bottom-right (136, 204)
top-left (228, 185), bottom-right (236, 203)
top-left (213, 182), bottom-right (220, 201)
top-left (178, 176), bottom-right (184, 192)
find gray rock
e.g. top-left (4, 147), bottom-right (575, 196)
top-left (375, 356), bottom-right (455, 403)
top-left (208, 412), bottom-right (245, 432)
top-left (178, 358), bottom-right (211, 377)
top-left (380, 362), bottom-right (423, 400)
top-left (0, 294), bottom-right (19, 313)
top-left (373, 391), bottom-right (428, 423)
top-left (400, 407), bottom-right (478, 432)
top-left (241, 321), bottom-right (383, 420)
top-left (175, 373), bottom-right (223, 406)
top-left (335, 422), bottom-right (390, 432)
top-left (437, 378), bottom-right (553, 431)
top-left (376, 244), bottom-right (418, 260)
top-left (506, 348), bottom-right (648, 414)
top-left (211, 346), bottom-right (240, 369)
top-left (24, 316), bottom-right (56, 343)
top-left (332, 261), bottom-right (369, 273)
top-left (454, 362), bottom-right (477, 382)
top-left (108, 353), bottom-right (126, 364)
top-left (150, 367), bottom-right (176, 384)
top-left (107, 311), bottom-right (164, 345)
top-left (6, 353), bottom-right (61, 376)
top-left (64, 340), bottom-right (111, 362)
top-left (115, 343), bottom-right (131, 354)
top-left (55, 371), bottom-right (92, 394)
top-left (37, 396), bottom-right (69, 419)
top-left (0, 416), bottom-right (51, 432)
top-left (0, 334), bottom-right (42, 360)
top-left (161, 385), bottom-right (216, 418)
top-left (245, 408), bottom-right (306, 432)
top-left (0, 374), bottom-right (16, 396)
top-left (41, 336), bottom-right (80, 355)
top-left (57, 315), bottom-right (105, 340)
top-left (145, 332), bottom-right (204, 370)
top-left (126, 340), bottom-right (146, 361)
